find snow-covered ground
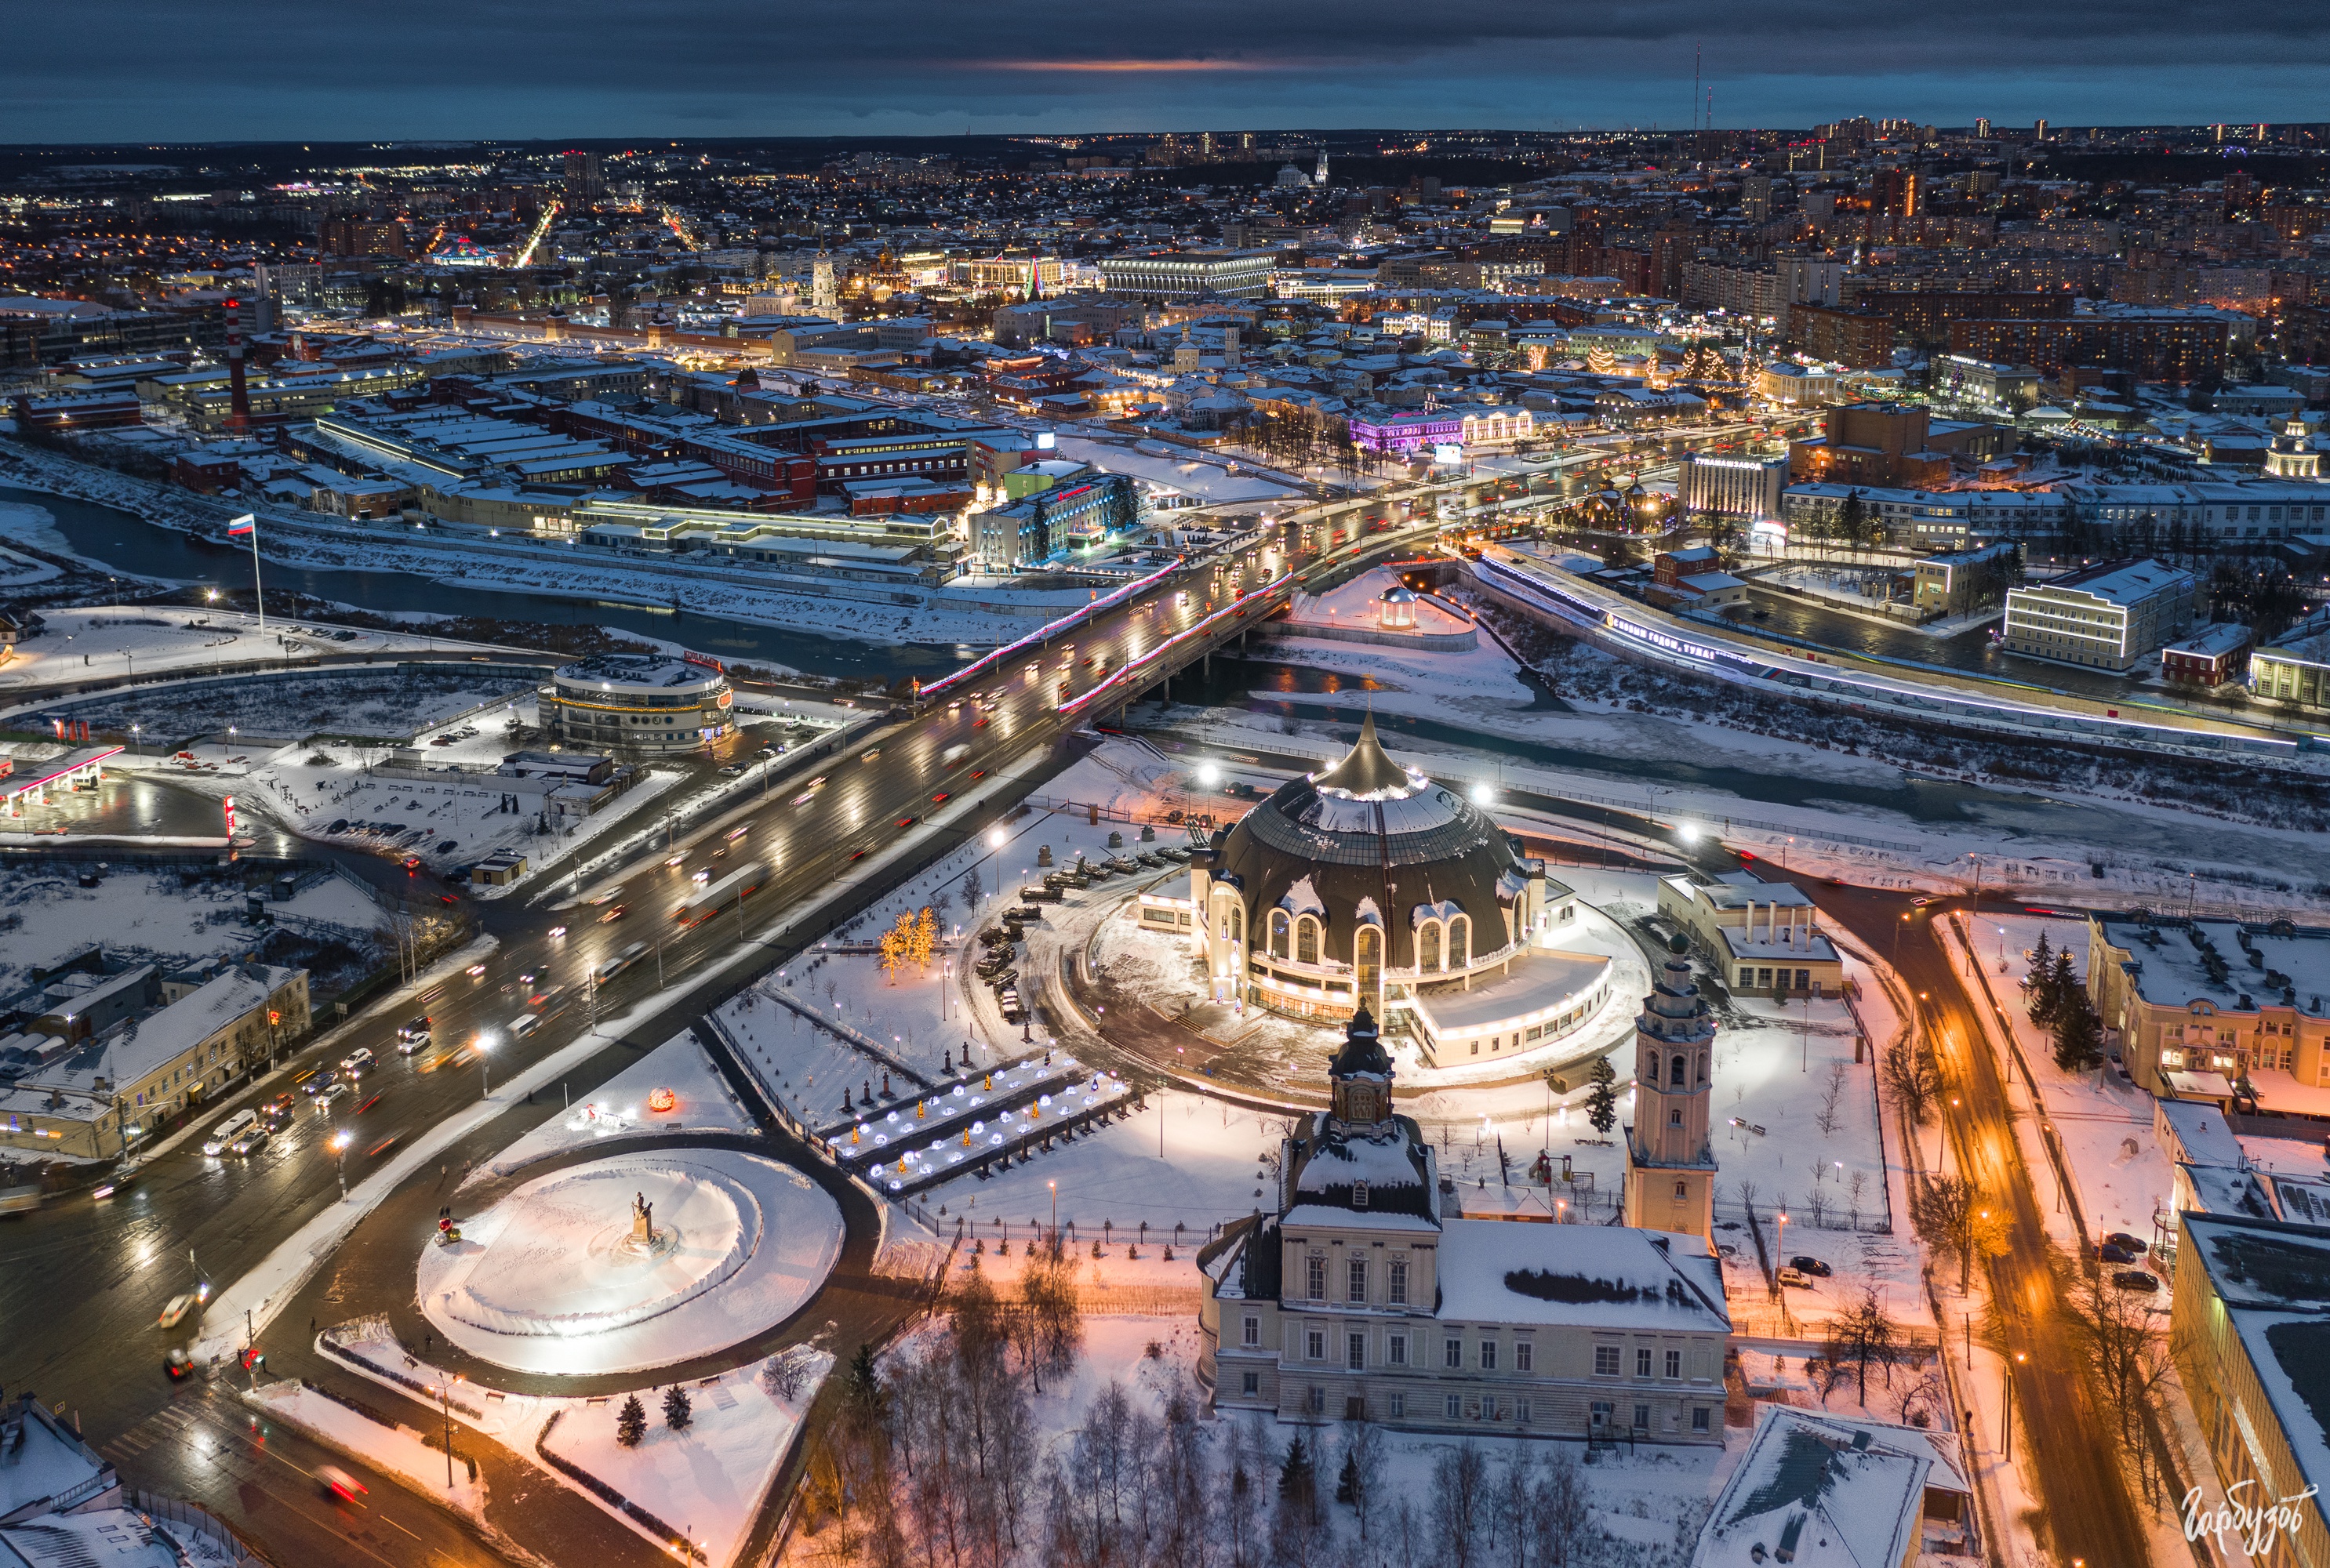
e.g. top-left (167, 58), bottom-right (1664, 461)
top-left (0, 860), bottom-right (386, 997)
top-left (1176, 687), bottom-right (2330, 918)
top-left (860, 1312), bottom-right (1737, 1568)
top-left (935, 1085), bottom-right (1285, 1246)
top-left (38, 662), bottom-right (540, 745)
top-left (0, 602), bottom-right (500, 700)
top-left (322, 1317), bottom-right (828, 1568)
top-left (420, 1148), bottom-right (844, 1375)
top-left (477, 1029), bottom-right (757, 1181)
top-left (147, 734), bottom-right (688, 887)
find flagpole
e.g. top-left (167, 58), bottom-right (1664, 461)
top-left (231, 514), bottom-right (265, 638)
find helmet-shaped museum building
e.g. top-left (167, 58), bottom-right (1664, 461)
top-left (1186, 717), bottom-right (1614, 1068)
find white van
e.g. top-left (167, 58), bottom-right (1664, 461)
top-left (202, 1109), bottom-right (259, 1157)
top-left (509, 1014), bottom-right (540, 1037)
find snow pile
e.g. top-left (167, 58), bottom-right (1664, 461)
top-left (418, 1149), bottom-right (842, 1375)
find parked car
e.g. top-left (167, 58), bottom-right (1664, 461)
top-left (1777, 1267), bottom-right (1815, 1288)
top-left (2103, 1232), bottom-right (2149, 1254)
top-left (2099, 1242), bottom-right (2139, 1265)
top-left (1787, 1255), bottom-right (1832, 1278)
top-left (2112, 1270), bottom-right (2161, 1293)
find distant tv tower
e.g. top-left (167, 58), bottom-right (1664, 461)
top-left (1314, 149), bottom-right (1329, 185)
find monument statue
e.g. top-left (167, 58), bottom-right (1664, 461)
top-left (631, 1189), bottom-right (654, 1241)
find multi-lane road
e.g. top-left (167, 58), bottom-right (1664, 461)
top-left (0, 488), bottom-right (1446, 1564)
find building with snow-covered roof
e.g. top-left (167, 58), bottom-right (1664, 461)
top-left (1658, 872), bottom-right (1843, 997)
top-left (1188, 717), bottom-right (1606, 1065)
top-left (2088, 915), bottom-right (2330, 1115)
top-left (0, 962), bottom-right (307, 1160)
top-left (2171, 1211), bottom-right (2330, 1568)
top-left (1691, 1406), bottom-right (1976, 1568)
top-left (1197, 1007), bottom-right (1730, 1441)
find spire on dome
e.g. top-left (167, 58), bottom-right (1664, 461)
top-left (1313, 712), bottom-right (1410, 798)
top-left (1328, 1000), bottom-right (1394, 1124)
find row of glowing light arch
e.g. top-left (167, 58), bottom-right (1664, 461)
top-left (1058, 571), bottom-right (1296, 719)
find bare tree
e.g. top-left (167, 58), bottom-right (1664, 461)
top-left (1493, 1450), bottom-right (1539, 1568)
top-left (1826, 1286), bottom-right (1903, 1406)
top-left (2068, 1274), bottom-right (2179, 1506)
top-left (1431, 1441), bottom-right (1490, 1568)
top-left (1816, 1060), bottom-right (1850, 1138)
top-left (1847, 1169), bottom-right (1869, 1232)
top-left (1883, 1036), bottom-right (1940, 1127)
top-left (1528, 1445), bottom-right (1592, 1568)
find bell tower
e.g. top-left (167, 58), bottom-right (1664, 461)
top-left (1623, 934), bottom-right (1719, 1243)
top-left (1328, 1001), bottom-right (1394, 1128)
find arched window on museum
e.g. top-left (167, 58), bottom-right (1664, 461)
top-left (1448, 913), bottom-right (1471, 968)
top-left (1355, 926), bottom-right (1382, 999)
top-left (1296, 915), bottom-right (1321, 967)
top-left (1225, 903), bottom-right (1243, 944)
top-left (1268, 909), bottom-right (1290, 961)
top-left (1417, 920), bottom-right (1443, 974)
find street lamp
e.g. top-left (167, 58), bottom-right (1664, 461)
top-left (2002, 1349), bottom-right (2026, 1451)
top-left (329, 1130), bottom-right (352, 1199)
top-left (477, 1032), bottom-right (498, 1098)
top-left (987, 826), bottom-right (1005, 903)
top-left (1049, 1178), bottom-right (1058, 1242)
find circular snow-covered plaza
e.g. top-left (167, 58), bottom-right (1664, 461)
top-left (416, 1149), bottom-right (843, 1376)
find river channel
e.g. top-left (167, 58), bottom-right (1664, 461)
top-left (2, 485), bottom-right (963, 683)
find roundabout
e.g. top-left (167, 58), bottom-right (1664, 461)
top-left (417, 1148), bottom-right (844, 1376)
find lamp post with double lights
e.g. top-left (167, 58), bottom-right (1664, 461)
top-left (477, 1032), bottom-right (497, 1098)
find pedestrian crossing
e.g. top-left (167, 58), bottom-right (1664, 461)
top-left (101, 1387), bottom-right (231, 1461)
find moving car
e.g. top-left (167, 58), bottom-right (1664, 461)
top-left (317, 1466), bottom-right (369, 1504)
top-left (599, 905), bottom-right (627, 924)
top-left (509, 1014), bottom-right (540, 1037)
top-left (1787, 1255), bottom-right (1832, 1278)
top-left (1777, 1267), bottom-right (1815, 1288)
top-left (202, 1110), bottom-right (259, 1157)
top-left (227, 1123), bottom-right (270, 1156)
top-left (340, 1047), bottom-right (375, 1075)
top-left (158, 1293), bottom-right (200, 1329)
top-left (396, 1015), bottom-right (431, 1044)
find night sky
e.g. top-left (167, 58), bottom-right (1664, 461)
top-left (4, 0), bottom-right (2326, 143)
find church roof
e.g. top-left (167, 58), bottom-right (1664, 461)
top-left (1329, 1001), bottom-right (1393, 1080)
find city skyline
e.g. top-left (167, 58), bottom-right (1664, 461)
top-left (4, 0), bottom-right (2329, 143)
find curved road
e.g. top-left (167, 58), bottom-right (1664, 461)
top-left (0, 488), bottom-right (1452, 1565)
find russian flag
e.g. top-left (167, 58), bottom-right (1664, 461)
top-left (227, 514), bottom-right (256, 535)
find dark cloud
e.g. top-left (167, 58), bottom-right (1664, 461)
top-left (2, 0), bottom-right (2324, 140)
